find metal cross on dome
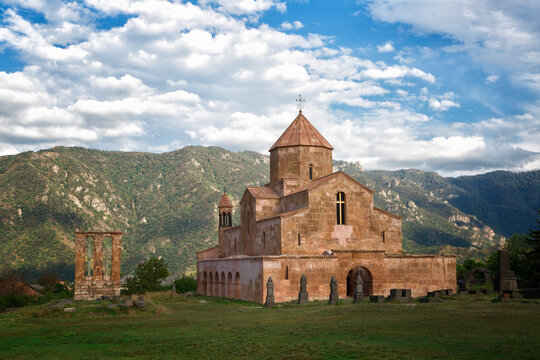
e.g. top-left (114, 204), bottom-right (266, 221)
top-left (296, 94), bottom-right (305, 111)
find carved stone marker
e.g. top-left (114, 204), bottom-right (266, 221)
top-left (265, 277), bottom-right (275, 307)
top-left (370, 295), bottom-right (385, 303)
top-left (497, 249), bottom-right (518, 293)
top-left (298, 274), bottom-right (309, 305)
top-left (353, 274), bottom-right (364, 303)
top-left (389, 288), bottom-right (412, 302)
top-left (328, 276), bottom-right (339, 304)
top-left (74, 230), bottom-right (122, 300)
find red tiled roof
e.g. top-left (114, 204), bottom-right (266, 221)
top-left (292, 171), bottom-right (374, 194)
top-left (374, 207), bottom-right (402, 219)
top-left (269, 111), bottom-right (333, 151)
top-left (218, 192), bottom-right (233, 208)
top-left (246, 186), bottom-right (280, 199)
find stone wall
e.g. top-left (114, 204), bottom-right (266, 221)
top-left (197, 257), bottom-right (264, 303)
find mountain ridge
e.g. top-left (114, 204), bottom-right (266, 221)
top-left (1, 145), bottom-right (538, 280)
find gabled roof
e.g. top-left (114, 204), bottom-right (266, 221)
top-left (292, 171), bottom-right (374, 194)
top-left (246, 186), bottom-right (280, 199)
top-left (218, 192), bottom-right (233, 208)
top-left (269, 111), bottom-right (333, 151)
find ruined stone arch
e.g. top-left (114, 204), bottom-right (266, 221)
top-left (346, 266), bottom-right (373, 297)
top-left (103, 236), bottom-right (112, 278)
top-left (84, 236), bottom-right (95, 277)
top-left (75, 230), bottom-right (122, 300)
top-left (465, 267), bottom-right (492, 289)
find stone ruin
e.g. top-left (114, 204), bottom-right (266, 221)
top-left (494, 249), bottom-right (518, 299)
top-left (74, 230), bottom-right (122, 300)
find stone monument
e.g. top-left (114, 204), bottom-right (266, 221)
top-left (353, 274), bottom-right (364, 303)
top-left (298, 274), bottom-right (309, 305)
top-left (328, 276), bottom-right (339, 304)
top-left (265, 277), bottom-right (275, 307)
top-left (496, 249), bottom-right (518, 298)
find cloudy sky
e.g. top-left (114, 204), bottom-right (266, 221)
top-left (0, 0), bottom-right (539, 176)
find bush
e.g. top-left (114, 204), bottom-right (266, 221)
top-left (124, 257), bottom-right (170, 295)
top-left (174, 276), bottom-right (196, 294)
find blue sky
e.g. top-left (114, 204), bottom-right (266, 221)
top-left (0, 0), bottom-right (539, 176)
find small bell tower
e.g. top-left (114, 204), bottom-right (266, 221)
top-left (218, 192), bottom-right (233, 257)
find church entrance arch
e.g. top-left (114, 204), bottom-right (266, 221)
top-left (346, 266), bottom-right (373, 297)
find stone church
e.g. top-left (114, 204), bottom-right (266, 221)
top-left (197, 111), bottom-right (456, 303)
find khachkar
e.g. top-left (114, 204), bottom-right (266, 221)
top-left (74, 230), bottom-right (123, 300)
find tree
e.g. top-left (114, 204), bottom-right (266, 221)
top-left (174, 275), bottom-right (197, 294)
top-left (525, 210), bottom-right (540, 286)
top-left (37, 271), bottom-right (59, 290)
top-left (125, 257), bottom-right (170, 294)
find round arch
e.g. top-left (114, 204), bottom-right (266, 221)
top-left (346, 266), bottom-right (373, 297)
top-left (208, 272), bottom-right (213, 296)
top-left (465, 267), bottom-right (492, 289)
top-left (220, 272), bottom-right (226, 297)
top-left (227, 272), bottom-right (233, 298)
top-left (202, 272), bottom-right (208, 296)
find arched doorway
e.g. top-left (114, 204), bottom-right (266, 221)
top-left (346, 266), bottom-right (373, 297)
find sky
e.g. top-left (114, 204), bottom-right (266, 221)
top-left (0, 0), bottom-right (539, 176)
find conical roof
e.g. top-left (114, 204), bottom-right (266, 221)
top-left (269, 111), bottom-right (333, 151)
top-left (218, 192), bottom-right (233, 208)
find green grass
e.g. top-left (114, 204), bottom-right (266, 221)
top-left (0, 293), bottom-right (539, 359)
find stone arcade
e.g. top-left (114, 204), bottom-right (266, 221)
top-left (74, 230), bottom-right (122, 300)
top-left (197, 111), bottom-right (456, 303)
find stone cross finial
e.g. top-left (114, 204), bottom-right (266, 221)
top-left (354, 274), bottom-right (364, 303)
top-left (296, 94), bottom-right (305, 112)
top-left (329, 276), bottom-right (339, 304)
top-left (265, 277), bottom-right (275, 307)
top-left (298, 274), bottom-right (309, 304)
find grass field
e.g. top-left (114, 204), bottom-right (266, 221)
top-left (0, 293), bottom-right (539, 359)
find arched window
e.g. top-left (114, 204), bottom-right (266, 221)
top-left (85, 236), bottom-right (94, 276)
top-left (336, 192), bottom-right (346, 225)
top-left (103, 236), bottom-right (112, 277)
top-left (309, 164), bottom-right (313, 180)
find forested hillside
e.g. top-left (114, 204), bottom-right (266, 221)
top-left (0, 146), bottom-right (538, 280)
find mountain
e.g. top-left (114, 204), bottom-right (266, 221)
top-left (0, 146), bottom-right (538, 280)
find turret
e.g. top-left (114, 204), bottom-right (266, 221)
top-left (218, 192), bottom-right (233, 257)
top-left (268, 110), bottom-right (333, 196)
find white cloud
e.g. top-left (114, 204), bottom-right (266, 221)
top-left (199, 0), bottom-right (286, 15)
top-left (377, 42), bottom-right (395, 52)
top-left (367, 0), bottom-right (540, 93)
top-left (429, 98), bottom-right (459, 111)
top-left (0, 0), bottom-right (537, 175)
top-left (486, 75), bottom-right (499, 83)
top-left (281, 21), bottom-right (303, 30)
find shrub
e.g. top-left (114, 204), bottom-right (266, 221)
top-left (174, 276), bottom-right (196, 294)
top-left (123, 257), bottom-right (170, 295)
